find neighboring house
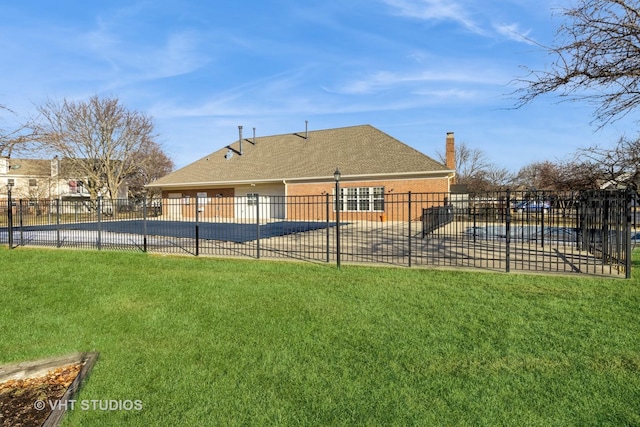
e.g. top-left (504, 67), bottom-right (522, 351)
top-left (147, 124), bottom-right (456, 220)
top-left (1, 156), bottom-right (126, 203)
top-left (600, 172), bottom-right (639, 191)
top-left (1, 157), bottom-right (62, 201)
top-left (57, 158), bottom-right (128, 200)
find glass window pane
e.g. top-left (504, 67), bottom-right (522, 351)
top-left (347, 188), bottom-right (358, 210)
top-left (359, 188), bottom-right (370, 211)
top-left (373, 187), bottom-right (384, 211)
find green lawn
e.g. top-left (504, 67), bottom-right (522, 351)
top-left (1, 248), bottom-right (639, 426)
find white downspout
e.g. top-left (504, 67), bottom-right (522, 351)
top-left (283, 180), bottom-right (287, 219)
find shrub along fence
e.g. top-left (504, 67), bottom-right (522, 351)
top-left (0, 189), bottom-right (634, 277)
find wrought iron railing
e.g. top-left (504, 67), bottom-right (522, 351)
top-left (0, 189), bottom-right (634, 277)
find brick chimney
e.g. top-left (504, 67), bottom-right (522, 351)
top-left (445, 132), bottom-right (455, 170)
top-left (445, 132), bottom-right (456, 185)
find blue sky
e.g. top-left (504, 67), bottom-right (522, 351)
top-left (0, 0), bottom-right (636, 172)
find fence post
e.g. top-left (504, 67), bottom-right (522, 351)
top-left (505, 189), bottom-right (511, 273)
top-left (256, 196), bottom-right (260, 259)
top-left (576, 198), bottom-right (582, 251)
top-left (625, 188), bottom-right (633, 279)
top-left (326, 194), bottom-right (330, 263)
top-left (472, 204), bottom-right (477, 243)
top-left (540, 197), bottom-right (545, 248)
top-left (142, 193), bottom-right (148, 252)
top-left (408, 192), bottom-right (412, 267)
top-left (195, 195), bottom-right (200, 256)
top-left (335, 179), bottom-right (341, 269)
top-left (55, 199), bottom-right (61, 248)
top-left (602, 195), bottom-right (610, 265)
top-left (96, 194), bottom-right (102, 250)
top-left (6, 187), bottom-right (13, 249)
top-left (19, 199), bottom-right (24, 247)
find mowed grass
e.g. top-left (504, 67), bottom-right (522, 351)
top-left (1, 248), bottom-right (639, 426)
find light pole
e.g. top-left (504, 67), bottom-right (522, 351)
top-left (6, 182), bottom-right (13, 249)
top-left (334, 168), bottom-right (341, 269)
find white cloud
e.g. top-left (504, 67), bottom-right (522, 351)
top-left (411, 88), bottom-right (480, 100)
top-left (380, 0), bottom-right (483, 34)
top-left (381, 0), bottom-right (542, 44)
top-left (79, 23), bottom-right (209, 83)
top-left (493, 22), bottom-right (535, 45)
top-left (328, 67), bottom-right (507, 95)
top-left (143, 31), bottom-right (210, 79)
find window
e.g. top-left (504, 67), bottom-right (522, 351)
top-left (336, 187), bottom-right (384, 212)
top-left (29, 179), bottom-right (37, 187)
top-left (359, 187), bottom-right (370, 211)
top-left (373, 187), bottom-right (385, 211)
top-left (247, 193), bottom-right (259, 206)
top-left (346, 188), bottom-right (358, 211)
top-left (196, 192), bottom-right (207, 212)
top-left (7, 179), bottom-right (14, 186)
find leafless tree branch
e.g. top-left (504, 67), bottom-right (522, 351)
top-left (32, 95), bottom-right (165, 200)
top-left (514, 0), bottom-right (640, 127)
top-left (0, 104), bottom-right (35, 157)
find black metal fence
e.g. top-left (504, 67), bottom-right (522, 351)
top-left (0, 189), bottom-right (634, 277)
top-left (422, 205), bottom-right (454, 237)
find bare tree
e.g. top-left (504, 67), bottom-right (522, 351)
top-left (127, 141), bottom-right (174, 198)
top-left (438, 141), bottom-right (512, 191)
top-left (578, 135), bottom-right (640, 189)
top-left (516, 161), bottom-right (563, 189)
top-left (561, 159), bottom-right (603, 189)
top-left (516, 0), bottom-right (640, 127)
top-left (0, 104), bottom-right (33, 157)
top-left (516, 159), bottom-right (602, 190)
top-left (438, 141), bottom-right (490, 181)
top-left (33, 95), bottom-right (159, 201)
top-left (482, 165), bottom-right (515, 190)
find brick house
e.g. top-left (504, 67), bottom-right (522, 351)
top-left (146, 124), bottom-right (456, 220)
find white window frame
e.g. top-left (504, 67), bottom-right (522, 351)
top-left (335, 186), bottom-right (384, 212)
top-left (247, 193), bottom-right (259, 206)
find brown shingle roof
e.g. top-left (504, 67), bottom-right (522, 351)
top-left (7, 159), bottom-right (50, 176)
top-left (149, 124), bottom-right (450, 187)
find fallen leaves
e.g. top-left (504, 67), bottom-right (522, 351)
top-left (0, 363), bottom-right (82, 427)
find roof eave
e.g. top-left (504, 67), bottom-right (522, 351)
top-left (146, 169), bottom-right (455, 189)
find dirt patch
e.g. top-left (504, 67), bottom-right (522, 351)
top-left (0, 353), bottom-right (97, 427)
top-left (0, 363), bottom-right (82, 427)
